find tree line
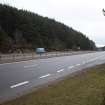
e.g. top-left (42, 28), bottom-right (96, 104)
top-left (0, 4), bottom-right (96, 53)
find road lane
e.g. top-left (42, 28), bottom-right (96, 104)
top-left (0, 51), bottom-right (105, 103)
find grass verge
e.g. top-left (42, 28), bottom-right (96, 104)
top-left (2, 64), bottom-right (105, 105)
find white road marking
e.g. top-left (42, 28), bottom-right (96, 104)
top-left (75, 64), bottom-right (81, 66)
top-left (39, 74), bottom-right (51, 79)
top-left (10, 81), bottom-right (29, 88)
top-left (24, 64), bottom-right (37, 68)
top-left (57, 69), bottom-right (64, 73)
top-left (68, 66), bottom-right (74, 69)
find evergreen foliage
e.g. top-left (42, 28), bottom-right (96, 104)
top-left (0, 4), bottom-right (96, 53)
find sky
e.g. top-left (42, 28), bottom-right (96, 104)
top-left (0, 0), bottom-right (105, 47)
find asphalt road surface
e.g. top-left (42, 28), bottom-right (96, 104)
top-left (0, 51), bottom-right (105, 103)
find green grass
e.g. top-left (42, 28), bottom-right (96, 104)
top-left (2, 64), bottom-right (105, 105)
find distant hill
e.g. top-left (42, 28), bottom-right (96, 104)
top-left (0, 4), bottom-right (96, 53)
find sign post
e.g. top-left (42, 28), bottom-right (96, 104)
top-left (36, 48), bottom-right (45, 58)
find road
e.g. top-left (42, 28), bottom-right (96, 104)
top-left (0, 51), bottom-right (105, 103)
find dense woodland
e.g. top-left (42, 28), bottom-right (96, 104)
top-left (0, 4), bottom-right (96, 53)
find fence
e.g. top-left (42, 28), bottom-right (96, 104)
top-left (0, 51), bottom-right (93, 63)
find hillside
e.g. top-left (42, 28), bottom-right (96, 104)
top-left (0, 4), bottom-right (96, 53)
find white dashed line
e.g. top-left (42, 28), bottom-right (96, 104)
top-left (39, 74), bottom-right (51, 79)
top-left (10, 81), bottom-right (29, 88)
top-left (24, 64), bottom-right (37, 68)
top-left (57, 69), bottom-right (64, 73)
top-left (68, 66), bottom-right (74, 69)
top-left (75, 64), bottom-right (81, 66)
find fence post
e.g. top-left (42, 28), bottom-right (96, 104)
top-left (0, 54), bottom-right (1, 61)
top-left (38, 53), bottom-right (41, 58)
top-left (23, 53), bottom-right (25, 59)
top-left (45, 52), bottom-right (46, 57)
top-left (56, 51), bottom-right (57, 57)
top-left (13, 54), bottom-right (15, 61)
top-left (32, 53), bottom-right (34, 59)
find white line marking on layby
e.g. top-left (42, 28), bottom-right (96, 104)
top-left (57, 69), bottom-right (64, 73)
top-left (39, 74), bottom-right (51, 79)
top-left (68, 66), bottom-right (74, 69)
top-left (24, 64), bottom-right (37, 68)
top-left (10, 81), bottom-right (29, 88)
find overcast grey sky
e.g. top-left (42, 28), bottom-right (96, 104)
top-left (0, 0), bottom-right (105, 47)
